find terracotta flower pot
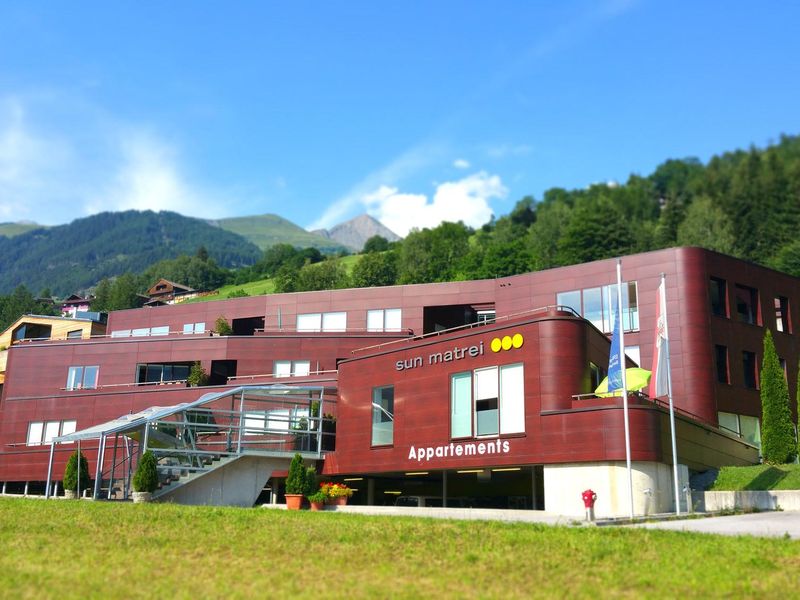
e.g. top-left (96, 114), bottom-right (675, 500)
top-left (285, 493), bottom-right (304, 510)
top-left (328, 496), bottom-right (348, 506)
top-left (310, 500), bottom-right (325, 511)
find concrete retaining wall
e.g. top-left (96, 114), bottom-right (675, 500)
top-left (693, 490), bottom-right (800, 512)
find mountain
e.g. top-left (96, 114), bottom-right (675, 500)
top-left (212, 214), bottom-right (347, 252)
top-left (312, 214), bottom-right (401, 251)
top-left (0, 210), bottom-right (261, 295)
top-left (0, 221), bottom-right (42, 237)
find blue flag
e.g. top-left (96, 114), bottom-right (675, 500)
top-left (608, 308), bottom-right (623, 391)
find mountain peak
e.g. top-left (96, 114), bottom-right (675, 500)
top-left (320, 214), bottom-right (401, 251)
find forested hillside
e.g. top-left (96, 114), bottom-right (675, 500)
top-left (261, 134), bottom-right (800, 292)
top-left (0, 211), bottom-right (261, 295)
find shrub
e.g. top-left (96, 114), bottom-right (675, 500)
top-left (760, 330), bottom-right (795, 463)
top-left (307, 490), bottom-right (327, 504)
top-left (285, 453), bottom-right (316, 496)
top-left (62, 450), bottom-right (90, 493)
top-left (187, 361), bottom-right (209, 387)
top-left (132, 450), bottom-right (159, 493)
top-left (214, 316), bottom-right (233, 335)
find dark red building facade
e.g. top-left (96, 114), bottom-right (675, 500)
top-left (0, 247), bottom-right (791, 516)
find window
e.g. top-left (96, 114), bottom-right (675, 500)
top-left (111, 330), bottom-right (131, 338)
top-left (476, 310), bottom-right (496, 325)
top-left (274, 360), bottom-right (311, 378)
top-left (371, 386), bottom-right (394, 446)
top-left (297, 312), bottom-right (347, 332)
top-left (555, 282), bottom-right (639, 333)
top-left (136, 362), bottom-right (192, 384)
top-left (734, 284), bottom-right (759, 325)
top-left (557, 290), bottom-right (581, 315)
top-left (718, 411), bottom-right (740, 435)
top-left (150, 326), bottom-right (169, 336)
top-left (625, 345), bottom-right (640, 367)
top-left (742, 351), bottom-right (757, 389)
top-left (296, 313), bottom-right (322, 332)
top-left (183, 322), bottom-right (206, 335)
top-left (739, 415), bottom-right (761, 449)
top-left (709, 277), bottom-right (727, 317)
top-left (66, 366), bottom-right (99, 390)
top-left (589, 362), bottom-right (603, 390)
top-left (66, 329), bottom-right (83, 339)
top-left (26, 420), bottom-right (76, 446)
top-left (322, 312), bottom-right (347, 332)
top-left (132, 328), bottom-right (150, 337)
top-left (715, 345), bottom-right (729, 384)
top-left (367, 309), bottom-right (402, 332)
top-left (775, 296), bottom-right (790, 333)
top-left (451, 363), bottom-right (525, 439)
top-left (474, 367), bottom-right (499, 436)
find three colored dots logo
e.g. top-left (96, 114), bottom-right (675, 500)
top-left (490, 333), bottom-right (524, 353)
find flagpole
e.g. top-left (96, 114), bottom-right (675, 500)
top-left (617, 259), bottom-right (634, 519)
top-left (661, 273), bottom-right (681, 515)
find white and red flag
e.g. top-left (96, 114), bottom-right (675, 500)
top-left (649, 277), bottom-right (670, 398)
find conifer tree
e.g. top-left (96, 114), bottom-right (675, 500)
top-left (760, 330), bottom-right (795, 463)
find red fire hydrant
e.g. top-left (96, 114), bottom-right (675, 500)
top-left (582, 489), bottom-right (597, 521)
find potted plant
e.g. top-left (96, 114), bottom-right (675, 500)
top-left (132, 450), bottom-right (159, 503)
top-left (214, 316), bottom-right (233, 336)
top-left (321, 482), bottom-right (353, 506)
top-left (62, 450), bottom-right (90, 499)
top-left (307, 489), bottom-right (327, 511)
top-left (285, 453), bottom-right (311, 510)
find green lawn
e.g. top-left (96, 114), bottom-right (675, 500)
top-left (710, 464), bottom-right (800, 491)
top-left (1, 499), bottom-right (799, 598)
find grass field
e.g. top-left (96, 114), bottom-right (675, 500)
top-left (187, 254), bottom-right (364, 303)
top-left (710, 464), bottom-right (800, 491)
top-left (1, 499), bottom-right (799, 598)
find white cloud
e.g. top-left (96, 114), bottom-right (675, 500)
top-left (453, 158), bottom-right (470, 169)
top-left (85, 130), bottom-right (221, 219)
top-left (362, 171), bottom-right (507, 237)
top-left (306, 141), bottom-right (448, 231)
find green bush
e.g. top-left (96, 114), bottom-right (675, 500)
top-left (62, 450), bottom-right (91, 493)
top-left (214, 316), bottom-right (233, 335)
top-left (132, 450), bottom-right (159, 493)
top-left (187, 361), bottom-right (209, 387)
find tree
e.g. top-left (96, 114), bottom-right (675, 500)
top-left (91, 278), bottom-right (112, 312)
top-left (363, 235), bottom-right (390, 253)
top-left (214, 317), bottom-right (233, 336)
top-left (296, 259), bottom-right (351, 291)
top-left (108, 273), bottom-right (142, 311)
top-left (187, 361), bottom-right (210, 386)
top-left (760, 330), bottom-right (795, 463)
top-left (351, 252), bottom-right (398, 287)
top-left (397, 222), bottom-right (471, 284)
top-left (676, 196), bottom-right (736, 254)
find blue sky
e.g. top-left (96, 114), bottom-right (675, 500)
top-left (1, 2), bottom-right (798, 237)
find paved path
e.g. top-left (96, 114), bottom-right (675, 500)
top-left (631, 510), bottom-right (800, 538)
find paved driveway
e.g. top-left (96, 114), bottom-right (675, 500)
top-left (632, 510), bottom-right (800, 538)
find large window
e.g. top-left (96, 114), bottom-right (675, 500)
top-left (274, 360), bottom-right (311, 378)
top-left (297, 312), bottom-right (347, 332)
top-left (717, 412), bottom-right (761, 449)
top-left (27, 420), bottom-right (76, 446)
top-left (742, 351), bottom-right (757, 389)
top-left (136, 362), bottom-right (192, 384)
top-left (775, 296), bottom-right (791, 333)
top-left (367, 309), bottom-right (402, 332)
top-left (709, 277), bottom-right (727, 317)
top-left (111, 325), bottom-right (170, 338)
top-left (556, 282), bottom-right (639, 333)
top-left (371, 386), bottom-right (394, 446)
top-left (451, 363), bottom-right (525, 439)
top-left (734, 284), bottom-right (759, 325)
top-left (66, 366), bottom-right (99, 390)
